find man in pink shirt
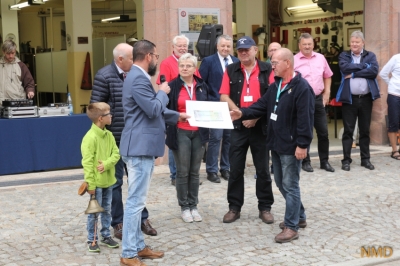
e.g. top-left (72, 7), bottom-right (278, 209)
top-left (294, 33), bottom-right (334, 173)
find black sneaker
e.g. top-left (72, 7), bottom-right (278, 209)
top-left (101, 236), bottom-right (119, 248)
top-left (87, 241), bottom-right (100, 252)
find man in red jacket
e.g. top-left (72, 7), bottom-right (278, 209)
top-left (157, 35), bottom-right (200, 186)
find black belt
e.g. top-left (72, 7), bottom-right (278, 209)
top-left (351, 93), bottom-right (371, 98)
top-left (315, 94), bottom-right (322, 99)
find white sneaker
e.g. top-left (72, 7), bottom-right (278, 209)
top-left (191, 209), bottom-right (202, 222)
top-left (181, 209), bottom-right (193, 223)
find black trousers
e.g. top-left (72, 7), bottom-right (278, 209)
top-left (341, 94), bottom-right (373, 164)
top-left (303, 94), bottom-right (330, 164)
top-left (227, 122), bottom-right (274, 212)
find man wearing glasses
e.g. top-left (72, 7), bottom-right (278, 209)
top-left (219, 36), bottom-right (274, 224)
top-left (157, 35), bottom-right (192, 83)
top-left (230, 48), bottom-right (315, 243)
top-left (120, 40), bottom-right (189, 265)
top-left (266, 42), bottom-right (281, 63)
top-left (266, 42), bottom-right (281, 84)
top-left (91, 43), bottom-right (158, 241)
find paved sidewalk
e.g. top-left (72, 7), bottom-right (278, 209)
top-left (1, 145), bottom-right (400, 266)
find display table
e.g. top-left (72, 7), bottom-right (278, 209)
top-left (0, 114), bottom-right (91, 175)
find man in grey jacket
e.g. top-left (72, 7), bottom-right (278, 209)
top-left (119, 40), bottom-right (189, 265)
top-left (90, 43), bottom-right (157, 241)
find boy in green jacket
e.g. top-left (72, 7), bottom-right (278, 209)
top-left (81, 102), bottom-right (120, 252)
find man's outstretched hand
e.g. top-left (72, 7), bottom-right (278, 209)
top-left (178, 113), bottom-right (191, 122)
top-left (230, 109), bottom-right (242, 121)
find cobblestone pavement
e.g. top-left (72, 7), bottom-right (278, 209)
top-left (1, 145), bottom-right (400, 266)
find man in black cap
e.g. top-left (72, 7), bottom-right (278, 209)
top-left (219, 36), bottom-right (274, 224)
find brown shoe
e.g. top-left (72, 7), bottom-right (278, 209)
top-left (259, 210), bottom-right (274, 224)
top-left (114, 223), bottom-right (123, 240)
top-left (278, 220), bottom-right (307, 230)
top-left (275, 227), bottom-right (299, 243)
top-left (138, 246), bottom-right (164, 259)
top-left (120, 256), bottom-right (146, 266)
top-left (223, 209), bottom-right (240, 223)
top-left (141, 219), bottom-right (157, 236)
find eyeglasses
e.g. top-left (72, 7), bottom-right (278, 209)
top-left (175, 44), bottom-right (188, 48)
top-left (179, 64), bottom-right (195, 69)
top-left (101, 113), bottom-right (112, 117)
top-left (149, 53), bottom-right (159, 59)
top-left (270, 60), bottom-right (287, 66)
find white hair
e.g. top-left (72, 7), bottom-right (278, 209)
top-left (178, 53), bottom-right (197, 66)
top-left (172, 35), bottom-right (189, 45)
top-left (350, 30), bottom-right (364, 41)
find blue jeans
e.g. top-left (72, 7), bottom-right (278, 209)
top-left (271, 150), bottom-right (306, 232)
top-left (121, 156), bottom-right (154, 258)
top-left (87, 186), bottom-right (113, 242)
top-left (169, 149), bottom-right (176, 180)
top-left (112, 158), bottom-right (149, 227)
top-left (206, 128), bottom-right (230, 173)
top-left (172, 129), bottom-right (204, 211)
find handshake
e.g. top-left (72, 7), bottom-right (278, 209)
top-left (230, 109), bottom-right (243, 121)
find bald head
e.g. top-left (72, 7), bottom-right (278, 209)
top-left (113, 43), bottom-right (133, 60)
top-left (113, 43), bottom-right (133, 72)
top-left (271, 48), bottom-right (294, 79)
top-left (267, 42), bottom-right (281, 58)
top-left (274, 48), bottom-right (293, 66)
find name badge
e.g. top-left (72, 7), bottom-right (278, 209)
top-left (244, 95), bottom-right (253, 102)
top-left (270, 113), bottom-right (277, 121)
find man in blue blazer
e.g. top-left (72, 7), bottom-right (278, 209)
top-left (90, 43), bottom-right (157, 240)
top-left (119, 40), bottom-right (189, 265)
top-left (199, 35), bottom-right (239, 183)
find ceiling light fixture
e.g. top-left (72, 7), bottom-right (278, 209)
top-left (28, 0), bottom-right (48, 4)
top-left (284, 4), bottom-right (323, 17)
top-left (101, 0), bottom-right (129, 23)
top-left (101, 16), bottom-right (120, 22)
top-left (9, 0), bottom-right (49, 10)
top-left (10, 2), bottom-right (30, 10)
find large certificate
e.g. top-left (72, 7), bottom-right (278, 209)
top-left (185, 101), bottom-right (233, 129)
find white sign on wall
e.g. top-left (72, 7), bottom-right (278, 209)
top-left (178, 8), bottom-right (220, 55)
